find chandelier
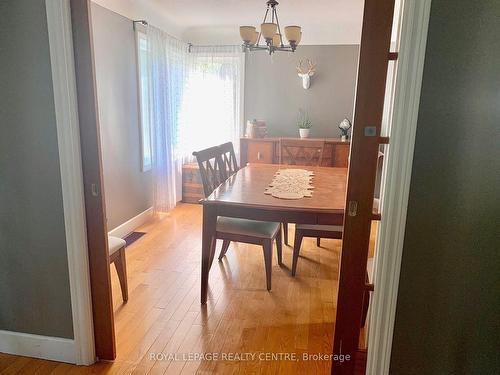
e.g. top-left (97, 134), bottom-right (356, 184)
top-left (239, 0), bottom-right (302, 55)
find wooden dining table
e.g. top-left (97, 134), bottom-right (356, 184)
top-left (200, 163), bottom-right (348, 304)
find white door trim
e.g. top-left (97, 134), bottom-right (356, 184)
top-left (366, 0), bottom-right (432, 374)
top-left (46, 0), bottom-right (96, 365)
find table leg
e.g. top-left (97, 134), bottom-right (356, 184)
top-left (201, 204), bottom-right (217, 304)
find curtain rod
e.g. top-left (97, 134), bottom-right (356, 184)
top-left (188, 43), bottom-right (242, 52)
top-left (133, 20), bottom-right (148, 26)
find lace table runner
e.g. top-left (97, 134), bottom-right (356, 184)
top-left (264, 169), bottom-right (314, 199)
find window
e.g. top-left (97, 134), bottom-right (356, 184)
top-left (134, 30), bottom-right (244, 169)
top-left (177, 54), bottom-right (244, 160)
top-left (136, 30), bottom-right (152, 171)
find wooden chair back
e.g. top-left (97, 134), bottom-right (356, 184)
top-left (219, 142), bottom-right (239, 177)
top-left (192, 146), bottom-right (226, 198)
top-left (279, 139), bottom-right (325, 166)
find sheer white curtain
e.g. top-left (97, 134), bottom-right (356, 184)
top-left (144, 28), bottom-right (244, 213)
top-left (178, 45), bottom-right (245, 161)
top-left (145, 26), bottom-right (187, 213)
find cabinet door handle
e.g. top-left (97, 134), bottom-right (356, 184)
top-left (257, 151), bottom-right (262, 160)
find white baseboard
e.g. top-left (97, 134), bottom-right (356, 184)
top-left (0, 330), bottom-right (76, 364)
top-left (108, 207), bottom-right (153, 239)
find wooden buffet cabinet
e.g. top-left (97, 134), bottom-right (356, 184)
top-left (182, 137), bottom-right (350, 204)
top-left (240, 137), bottom-right (350, 168)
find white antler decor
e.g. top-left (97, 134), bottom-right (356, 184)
top-left (296, 59), bottom-right (316, 89)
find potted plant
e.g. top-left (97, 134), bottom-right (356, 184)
top-left (297, 109), bottom-right (312, 138)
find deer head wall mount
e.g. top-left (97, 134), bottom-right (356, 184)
top-left (296, 59), bottom-right (316, 89)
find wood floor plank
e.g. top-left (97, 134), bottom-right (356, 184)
top-left (0, 203), bottom-right (367, 374)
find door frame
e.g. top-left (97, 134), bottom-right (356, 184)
top-left (332, 0), bottom-right (432, 374)
top-left (366, 1), bottom-right (432, 374)
top-left (69, 0), bottom-right (117, 361)
top-left (45, 0), bottom-right (95, 365)
top-left (49, 0), bottom-right (116, 362)
top-left (332, 0), bottom-right (398, 373)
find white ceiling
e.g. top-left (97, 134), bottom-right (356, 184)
top-left (92, 0), bottom-right (365, 45)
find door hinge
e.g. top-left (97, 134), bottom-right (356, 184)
top-left (388, 51), bottom-right (399, 61)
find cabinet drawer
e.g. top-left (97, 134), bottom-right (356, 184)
top-left (333, 144), bottom-right (350, 167)
top-left (182, 164), bottom-right (204, 203)
top-left (247, 142), bottom-right (274, 164)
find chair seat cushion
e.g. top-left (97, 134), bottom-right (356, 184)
top-left (296, 224), bottom-right (343, 232)
top-left (108, 236), bottom-right (126, 255)
top-left (217, 217), bottom-right (280, 239)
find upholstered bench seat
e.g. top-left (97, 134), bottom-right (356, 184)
top-left (108, 236), bottom-right (126, 255)
top-left (108, 235), bottom-right (128, 302)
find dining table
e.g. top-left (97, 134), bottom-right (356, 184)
top-left (200, 163), bottom-right (348, 304)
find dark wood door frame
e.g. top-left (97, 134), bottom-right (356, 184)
top-left (70, 0), bottom-right (116, 360)
top-left (332, 0), bottom-right (396, 374)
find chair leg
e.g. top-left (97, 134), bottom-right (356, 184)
top-left (291, 230), bottom-right (304, 277)
top-left (262, 239), bottom-right (273, 291)
top-left (114, 247), bottom-right (128, 302)
top-left (276, 227), bottom-right (283, 266)
top-left (317, 237), bottom-right (321, 247)
top-left (218, 240), bottom-right (231, 261)
top-left (361, 270), bottom-right (370, 327)
top-left (283, 222), bottom-right (289, 246)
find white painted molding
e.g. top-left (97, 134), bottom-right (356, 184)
top-left (0, 330), bottom-right (76, 364)
top-left (108, 207), bottom-right (153, 238)
top-left (46, 0), bottom-right (96, 365)
top-left (366, 1), bottom-right (432, 374)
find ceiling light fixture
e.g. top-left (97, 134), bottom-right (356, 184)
top-left (240, 0), bottom-right (302, 55)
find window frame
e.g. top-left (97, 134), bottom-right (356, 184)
top-left (134, 26), bottom-right (152, 172)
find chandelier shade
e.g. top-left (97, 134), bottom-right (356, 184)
top-left (285, 26), bottom-right (301, 44)
top-left (240, 0), bottom-right (302, 55)
top-left (261, 23), bottom-right (278, 39)
top-left (250, 31), bottom-right (260, 45)
top-left (272, 33), bottom-right (282, 47)
top-left (240, 26), bottom-right (257, 43)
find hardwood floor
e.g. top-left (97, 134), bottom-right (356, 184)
top-left (0, 203), bottom-right (376, 374)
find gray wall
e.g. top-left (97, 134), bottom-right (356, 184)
top-left (91, 3), bottom-right (152, 231)
top-left (390, 1), bottom-right (500, 374)
top-left (244, 45), bottom-right (358, 138)
top-left (0, 0), bottom-right (74, 338)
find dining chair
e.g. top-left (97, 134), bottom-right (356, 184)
top-left (193, 145), bottom-right (227, 198)
top-left (292, 198), bottom-right (380, 276)
top-left (108, 236), bottom-right (128, 302)
top-left (218, 141), bottom-right (239, 177)
top-left (279, 138), bottom-right (326, 245)
top-left (193, 144), bottom-right (282, 291)
top-left (291, 199), bottom-right (379, 327)
top-left (279, 138), bottom-right (325, 166)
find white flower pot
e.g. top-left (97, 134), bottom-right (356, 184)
top-left (299, 128), bottom-right (310, 138)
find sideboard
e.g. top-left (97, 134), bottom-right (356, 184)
top-left (240, 137), bottom-right (350, 168)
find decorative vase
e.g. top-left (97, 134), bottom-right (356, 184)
top-left (339, 118), bottom-right (352, 141)
top-left (299, 128), bottom-right (310, 138)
